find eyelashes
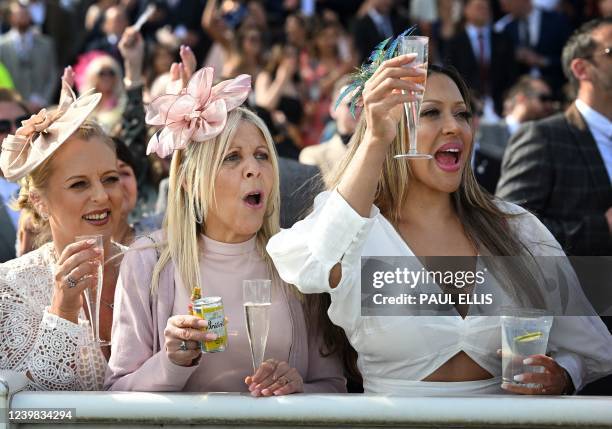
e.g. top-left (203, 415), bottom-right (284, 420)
top-left (420, 109), bottom-right (472, 121)
top-left (223, 152), bottom-right (270, 162)
top-left (68, 176), bottom-right (120, 189)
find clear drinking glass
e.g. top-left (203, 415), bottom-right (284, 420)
top-left (75, 234), bottom-right (109, 346)
top-left (393, 35), bottom-right (432, 160)
top-left (243, 279), bottom-right (271, 372)
top-left (501, 307), bottom-right (553, 388)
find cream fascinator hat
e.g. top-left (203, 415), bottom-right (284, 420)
top-left (0, 79), bottom-right (102, 182)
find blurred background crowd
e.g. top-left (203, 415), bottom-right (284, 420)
top-left (0, 0), bottom-right (610, 264)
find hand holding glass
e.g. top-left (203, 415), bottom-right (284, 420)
top-left (394, 36), bottom-right (432, 160)
top-left (501, 307), bottom-right (553, 388)
top-left (75, 234), bottom-right (109, 346)
top-left (243, 280), bottom-right (271, 372)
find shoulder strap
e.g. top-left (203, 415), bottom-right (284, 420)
top-left (144, 234), bottom-right (161, 259)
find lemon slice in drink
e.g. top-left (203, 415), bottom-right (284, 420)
top-left (514, 331), bottom-right (543, 342)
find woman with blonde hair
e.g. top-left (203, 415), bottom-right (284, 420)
top-left (0, 68), bottom-right (124, 390)
top-left (105, 67), bottom-right (346, 394)
top-left (80, 54), bottom-right (126, 134)
top-left (268, 50), bottom-right (612, 395)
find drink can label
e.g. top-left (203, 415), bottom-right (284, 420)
top-left (193, 297), bottom-right (227, 353)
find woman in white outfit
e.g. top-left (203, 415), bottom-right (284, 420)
top-left (267, 56), bottom-right (612, 395)
top-left (0, 69), bottom-right (123, 390)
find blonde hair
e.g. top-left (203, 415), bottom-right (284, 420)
top-left (329, 66), bottom-right (545, 307)
top-left (150, 107), bottom-right (281, 294)
top-left (82, 55), bottom-right (125, 100)
top-left (12, 121), bottom-right (115, 248)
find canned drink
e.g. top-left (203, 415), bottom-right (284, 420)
top-left (193, 297), bottom-right (227, 353)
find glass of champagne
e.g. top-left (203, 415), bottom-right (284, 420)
top-left (75, 234), bottom-right (109, 346)
top-left (243, 279), bottom-right (271, 372)
top-left (394, 35), bottom-right (432, 160)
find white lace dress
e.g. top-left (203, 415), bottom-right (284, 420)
top-left (0, 242), bottom-right (106, 390)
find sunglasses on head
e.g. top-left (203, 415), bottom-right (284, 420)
top-left (0, 114), bottom-right (30, 134)
top-left (98, 68), bottom-right (117, 78)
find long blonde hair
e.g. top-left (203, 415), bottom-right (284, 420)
top-left (150, 107), bottom-right (281, 294)
top-left (330, 65), bottom-right (545, 308)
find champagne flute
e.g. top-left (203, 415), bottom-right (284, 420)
top-left (75, 234), bottom-right (109, 346)
top-left (243, 279), bottom-right (271, 372)
top-left (394, 36), bottom-right (432, 160)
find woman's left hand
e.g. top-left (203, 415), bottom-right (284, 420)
top-left (244, 359), bottom-right (304, 397)
top-left (501, 354), bottom-right (574, 395)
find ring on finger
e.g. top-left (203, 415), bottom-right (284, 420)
top-left (65, 276), bottom-right (79, 288)
top-left (277, 376), bottom-right (289, 386)
top-left (179, 340), bottom-right (188, 352)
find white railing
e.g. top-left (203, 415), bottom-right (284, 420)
top-left (2, 383), bottom-right (612, 429)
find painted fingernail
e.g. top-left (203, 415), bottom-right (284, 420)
top-left (501, 382), bottom-right (509, 389)
top-left (86, 239), bottom-right (96, 245)
top-left (414, 84), bottom-right (425, 91)
top-left (523, 358), bottom-right (534, 365)
top-left (514, 375), bottom-right (525, 382)
top-left (261, 389), bottom-right (270, 395)
top-left (206, 333), bottom-right (217, 341)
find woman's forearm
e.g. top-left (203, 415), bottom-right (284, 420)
top-left (337, 132), bottom-right (387, 217)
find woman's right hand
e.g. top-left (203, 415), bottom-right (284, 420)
top-left (50, 239), bottom-right (102, 323)
top-left (164, 315), bottom-right (215, 367)
top-left (361, 53), bottom-right (425, 146)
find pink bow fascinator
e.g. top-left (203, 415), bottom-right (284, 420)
top-left (145, 67), bottom-right (251, 158)
top-left (0, 80), bottom-right (101, 182)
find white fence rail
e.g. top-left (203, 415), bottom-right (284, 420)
top-left (2, 380), bottom-right (612, 428)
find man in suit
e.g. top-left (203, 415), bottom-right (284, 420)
top-left (443, 0), bottom-right (517, 118)
top-left (26, 0), bottom-right (76, 68)
top-left (278, 157), bottom-right (323, 228)
top-left (0, 2), bottom-right (57, 111)
top-left (496, 17), bottom-right (612, 257)
top-left (351, 0), bottom-right (409, 63)
top-left (475, 76), bottom-right (555, 192)
top-left (497, 0), bottom-right (572, 96)
top-left (498, 18), bottom-right (612, 395)
top-left (85, 5), bottom-right (129, 65)
top-left (0, 89), bottom-right (29, 262)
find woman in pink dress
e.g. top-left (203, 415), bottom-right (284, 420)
top-left (104, 65), bottom-right (346, 394)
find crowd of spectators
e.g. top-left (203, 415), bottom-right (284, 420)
top-left (0, 0), bottom-right (610, 396)
top-left (0, 0), bottom-right (607, 245)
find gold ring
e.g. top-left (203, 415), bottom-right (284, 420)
top-left (277, 376), bottom-right (289, 386)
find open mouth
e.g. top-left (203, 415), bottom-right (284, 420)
top-left (243, 191), bottom-right (264, 209)
top-left (433, 143), bottom-right (463, 172)
top-left (82, 210), bottom-right (111, 226)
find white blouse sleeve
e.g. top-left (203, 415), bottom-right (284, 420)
top-left (267, 190), bottom-right (379, 334)
top-left (507, 203), bottom-right (612, 392)
top-left (0, 251), bottom-right (106, 391)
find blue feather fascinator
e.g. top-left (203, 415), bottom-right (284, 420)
top-left (335, 26), bottom-right (417, 118)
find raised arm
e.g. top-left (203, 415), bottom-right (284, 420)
top-left (201, 0), bottom-right (232, 51)
top-left (118, 27), bottom-right (149, 188)
top-left (267, 54), bottom-right (424, 333)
